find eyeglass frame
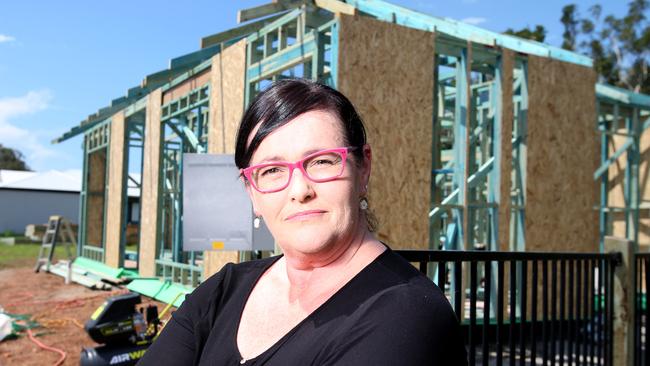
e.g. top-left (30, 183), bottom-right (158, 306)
top-left (241, 146), bottom-right (359, 193)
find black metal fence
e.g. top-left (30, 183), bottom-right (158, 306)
top-left (395, 250), bottom-right (622, 365)
top-left (635, 253), bottom-right (650, 366)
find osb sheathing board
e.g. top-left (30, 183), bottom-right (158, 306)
top-left (498, 49), bottom-right (514, 251)
top-left (526, 56), bottom-right (598, 252)
top-left (608, 127), bottom-right (650, 244)
top-left (162, 70), bottom-right (212, 105)
top-left (337, 14), bottom-right (434, 249)
top-left (204, 39), bottom-right (247, 278)
top-left (86, 149), bottom-right (107, 247)
top-left (139, 89), bottom-right (163, 277)
top-left (104, 112), bottom-right (126, 268)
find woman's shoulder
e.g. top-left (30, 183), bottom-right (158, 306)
top-left (374, 248), bottom-right (440, 286)
top-left (366, 249), bottom-right (456, 317)
top-left (316, 248), bottom-right (467, 364)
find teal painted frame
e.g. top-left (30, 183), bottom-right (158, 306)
top-left (118, 115), bottom-right (146, 270)
top-left (244, 7), bottom-right (338, 107)
top-left (595, 84), bottom-right (650, 251)
top-left (156, 84), bottom-right (211, 286)
top-left (78, 119), bottom-right (111, 263)
top-left (511, 60), bottom-right (528, 252)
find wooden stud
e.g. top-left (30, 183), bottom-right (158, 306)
top-left (104, 111), bottom-right (127, 268)
top-left (204, 40), bottom-right (248, 279)
top-left (138, 89), bottom-right (163, 277)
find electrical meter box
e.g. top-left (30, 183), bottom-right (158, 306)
top-left (182, 153), bottom-right (274, 252)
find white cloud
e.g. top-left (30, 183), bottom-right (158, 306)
top-left (0, 90), bottom-right (51, 121)
top-left (0, 90), bottom-right (59, 169)
top-left (0, 34), bottom-right (16, 43)
top-left (461, 17), bottom-right (487, 25)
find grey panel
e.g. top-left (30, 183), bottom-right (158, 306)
top-left (182, 153), bottom-right (274, 252)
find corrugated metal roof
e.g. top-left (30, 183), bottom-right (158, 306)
top-left (0, 170), bottom-right (37, 184)
top-left (0, 169), bottom-right (140, 197)
top-left (0, 169), bottom-right (81, 192)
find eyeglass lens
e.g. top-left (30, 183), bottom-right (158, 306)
top-left (251, 151), bottom-right (345, 191)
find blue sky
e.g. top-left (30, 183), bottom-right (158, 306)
top-left (0, 0), bottom-right (628, 172)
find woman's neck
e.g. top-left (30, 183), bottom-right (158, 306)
top-left (278, 229), bottom-right (385, 304)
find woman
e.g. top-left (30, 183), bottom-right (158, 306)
top-left (139, 79), bottom-right (466, 365)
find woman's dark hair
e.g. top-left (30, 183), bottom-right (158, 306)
top-left (235, 78), bottom-right (367, 169)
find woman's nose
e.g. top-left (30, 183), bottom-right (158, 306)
top-left (287, 167), bottom-right (314, 202)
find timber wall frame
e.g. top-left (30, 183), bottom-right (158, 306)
top-left (77, 102), bottom-right (148, 268)
top-left (78, 120), bottom-right (109, 262)
top-left (54, 0), bottom-right (650, 288)
top-left (595, 84), bottom-right (650, 251)
top-left (104, 111), bottom-right (145, 269)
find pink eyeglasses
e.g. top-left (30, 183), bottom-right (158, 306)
top-left (241, 147), bottom-right (357, 193)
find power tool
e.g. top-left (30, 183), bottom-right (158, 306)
top-left (80, 292), bottom-right (159, 366)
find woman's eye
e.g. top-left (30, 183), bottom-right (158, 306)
top-left (310, 155), bottom-right (341, 167)
top-left (260, 166), bottom-right (283, 177)
top-left (314, 158), bottom-right (335, 165)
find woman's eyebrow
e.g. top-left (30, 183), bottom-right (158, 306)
top-left (256, 155), bottom-right (285, 164)
top-left (255, 148), bottom-right (329, 164)
top-left (303, 148), bottom-right (326, 156)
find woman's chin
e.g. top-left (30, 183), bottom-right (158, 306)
top-left (281, 234), bottom-right (338, 257)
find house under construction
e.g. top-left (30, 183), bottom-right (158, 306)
top-left (53, 0), bottom-right (650, 298)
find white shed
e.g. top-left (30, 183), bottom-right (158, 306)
top-left (0, 169), bottom-right (82, 234)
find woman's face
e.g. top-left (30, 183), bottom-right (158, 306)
top-left (245, 109), bottom-right (370, 261)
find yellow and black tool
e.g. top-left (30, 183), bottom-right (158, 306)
top-left (80, 292), bottom-right (159, 366)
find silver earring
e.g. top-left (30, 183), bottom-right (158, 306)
top-left (360, 197), bottom-right (369, 211)
top-left (254, 216), bottom-right (261, 228)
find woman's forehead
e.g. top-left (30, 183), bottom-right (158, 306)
top-left (250, 110), bottom-right (346, 162)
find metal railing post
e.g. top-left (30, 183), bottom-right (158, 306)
top-left (394, 249), bottom-right (623, 365)
top-left (604, 236), bottom-right (634, 366)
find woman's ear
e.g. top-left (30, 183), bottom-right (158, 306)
top-left (242, 177), bottom-right (260, 214)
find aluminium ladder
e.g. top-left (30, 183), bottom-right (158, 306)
top-left (34, 215), bottom-right (76, 283)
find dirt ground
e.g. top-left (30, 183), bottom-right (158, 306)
top-left (0, 262), bottom-right (165, 366)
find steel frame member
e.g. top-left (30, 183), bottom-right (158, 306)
top-left (78, 120), bottom-right (110, 262)
top-left (595, 84), bottom-right (650, 251)
top-left (156, 65), bottom-right (211, 287)
top-left (243, 6), bottom-right (339, 105)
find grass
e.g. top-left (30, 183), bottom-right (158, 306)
top-left (0, 241), bottom-right (75, 269)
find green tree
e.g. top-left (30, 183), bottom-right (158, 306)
top-left (561, 4), bottom-right (579, 50)
top-left (504, 25), bottom-right (547, 42)
top-left (562, 1), bottom-right (650, 93)
top-left (0, 144), bottom-right (31, 171)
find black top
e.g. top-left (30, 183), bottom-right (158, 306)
top-left (138, 249), bottom-right (467, 365)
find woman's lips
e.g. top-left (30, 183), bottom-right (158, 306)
top-left (285, 210), bottom-right (326, 221)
